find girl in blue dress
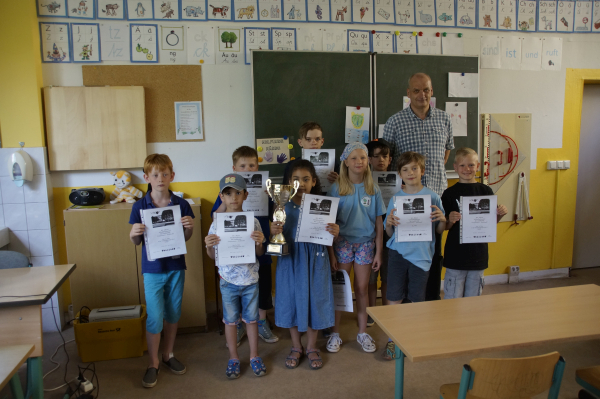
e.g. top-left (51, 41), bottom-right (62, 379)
top-left (271, 160), bottom-right (339, 370)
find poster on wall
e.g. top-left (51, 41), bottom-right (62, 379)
top-left (130, 24), bottom-right (158, 62)
top-left (71, 23), bottom-right (101, 62)
top-left (161, 26), bottom-right (187, 64)
top-left (154, 1), bottom-right (180, 19)
top-left (40, 22), bottom-right (72, 63)
top-left (345, 106), bottom-right (370, 144)
top-left (38, 0), bottom-right (68, 17)
top-left (257, 138), bottom-right (290, 165)
top-left (175, 101), bottom-right (204, 140)
top-left (217, 27), bottom-right (243, 64)
top-left (181, 0), bottom-right (208, 20)
top-left (234, 0), bottom-right (259, 20)
top-left (68, 0), bottom-right (96, 19)
top-left (100, 22), bottom-right (129, 61)
top-left (127, 0), bottom-right (154, 20)
top-left (323, 28), bottom-right (346, 51)
top-left (187, 25), bottom-right (215, 64)
top-left (97, 0), bottom-right (125, 19)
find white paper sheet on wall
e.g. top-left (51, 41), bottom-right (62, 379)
top-left (100, 23), bottom-right (130, 61)
top-left (161, 26), bottom-right (187, 64)
top-left (297, 27), bottom-right (323, 51)
top-left (448, 73), bottom-right (478, 98)
top-left (378, 124), bottom-right (385, 138)
top-left (323, 28), bottom-right (347, 52)
top-left (446, 102), bottom-right (467, 137)
top-left (441, 34), bottom-right (464, 56)
top-left (541, 37), bottom-right (562, 71)
top-left (480, 36), bottom-right (500, 69)
top-left (501, 36), bottom-right (521, 70)
top-left (520, 37), bottom-right (542, 71)
top-left (187, 25), bottom-right (215, 64)
top-left (416, 34), bottom-right (441, 54)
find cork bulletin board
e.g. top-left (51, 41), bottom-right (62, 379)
top-left (82, 65), bottom-right (203, 143)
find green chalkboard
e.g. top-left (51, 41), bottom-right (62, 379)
top-left (375, 54), bottom-right (479, 171)
top-left (252, 51), bottom-right (372, 181)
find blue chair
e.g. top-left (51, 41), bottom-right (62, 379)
top-left (440, 352), bottom-right (566, 399)
top-left (0, 250), bottom-right (32, 269)
top-left (577, 366), bottom-right (600, 399)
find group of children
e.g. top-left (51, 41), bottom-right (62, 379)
top-left (129, 123), bottom-right (507, 387)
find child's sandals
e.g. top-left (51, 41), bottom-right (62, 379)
top-left (225, 359), bottom-right (241, 379)
top-left (250, 356), bottom-right (267, 377)
top-left (306, 348), bottom-right (323, 370)
top-left (285, 347), bottom-right (304, 369)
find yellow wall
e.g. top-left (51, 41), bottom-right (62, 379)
top-left (0, 2), bottom-right (45, 148)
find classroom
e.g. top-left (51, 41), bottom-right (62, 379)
top-left (1, 1), bottom-right (600, 398)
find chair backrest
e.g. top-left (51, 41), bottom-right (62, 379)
top-left (0, 251), bottom-right (32, 269)
top-left (467, 352), bottom-right (563, 399)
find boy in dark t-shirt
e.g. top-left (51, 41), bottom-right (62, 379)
top-left (441, 148), bottom-right (508, 299)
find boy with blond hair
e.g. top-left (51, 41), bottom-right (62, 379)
top-left (441, 147), bottom-right (508, 299)
top-left (129, 154), bottom-right (195, 388)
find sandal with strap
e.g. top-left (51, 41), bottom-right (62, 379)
top-left (306, 348), bottom-right (323, 370)
top-left (285, 347), bottom-right (303, 369)
top-left (225, 359), bottom-right (241, 379)
top-left (250, 356), bottom-right (267, 377)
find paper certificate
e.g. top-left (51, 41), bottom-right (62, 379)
top-left (140, 205), bottom-right (187, 261)
top-left (394, 195), bottom-right (432, 242)
top-left (215, 211), bottom-right (256, 266)
top-left (332, 270), bottom-right (353, 312)
top-left (373, 171), bottom-right (402, 208)
top-left (460, 195), bottom-right (497, 244)
top-left (302, 149), bottom-right (335, 193)
top-left (295, 194), bottom-right (340, 246)
top-left (174, 101), bottom-right (203, 140)
top-left (239, 171), bottom-right (269, 216)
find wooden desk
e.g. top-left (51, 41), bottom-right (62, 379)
top-left (367, 284), bottom-right (600, 399)
top-left (0, 345), bottom-right (35, 399)
top-left (0, 264), bottom-right (76, 399)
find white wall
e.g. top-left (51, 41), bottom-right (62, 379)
top-left (41, 22), bottom-right (600, 188)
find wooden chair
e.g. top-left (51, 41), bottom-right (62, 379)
top-left (440, 352), bottom-right (566, 399)
top-left (576, 366), bottom-right (600, 399)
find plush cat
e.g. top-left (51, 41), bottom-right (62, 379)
top-left (110, 170), bottom-right (144, 204)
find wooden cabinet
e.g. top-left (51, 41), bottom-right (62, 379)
top-left (64, 200), bottom-right (206, 330)
top-left (43, 86), bottom-right (147, 171)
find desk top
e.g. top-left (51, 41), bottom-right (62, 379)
top-left (0, 344), bottom-right (34, 391)
top-left (367, 284), bottom-right (600, 363)
top-left (0, 264), bottom-right (76, 308)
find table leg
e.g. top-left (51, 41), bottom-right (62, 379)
top-left (25, 357), bottom-right (43, 399)
top-left (395, 345), bottom-right (405, 399)
top-left (9, 373), bottom-right (25, 399)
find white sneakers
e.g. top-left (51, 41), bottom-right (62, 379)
top-left (326, 332), bottom-right (377, 353)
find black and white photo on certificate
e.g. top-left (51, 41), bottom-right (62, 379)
top-left (150, 209), bottom-right (175, 227)
top-left (377, 173), bottom-right (397, 186)
top-left (468, 198), bottom-right (491, 214)
top-left (308, 151), bottom-right (330, 166)
top-left (243, 173), bottom-right (263, 188)
top-left (402, 197), bottom-right (425, 214)
top-left (223, 214), bottom-right (248, 232)
top-left (309, 198), bottom-right (332, 215)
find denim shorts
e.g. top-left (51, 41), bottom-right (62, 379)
top-left (220, 279), bottom-right (259, 325)
top-left (334, 237), bottom-right (375, 265)
top-left (143, 270), bottom-right (185, 334)
top-left (443, 268), bottom-right (485, 299)
top-left (386, 250), bottom-right (429, 303)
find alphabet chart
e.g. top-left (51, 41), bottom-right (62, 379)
top-left (330, 0), bottom-right (352, 23)
top-left (594, 1), bottom-right (600, 32)
top-left (259, 0), bottom-right (283, 20)
top-left (456, 0), bottom-right (477, 27)
top-left (347, 29), bottom-right (371, 51)
top-left (161, 26), bottom-right (187, 64)
top-left (283, 0), bottom-right (308, 21)
top-left (307, 0), bottom-right (331, 21)
top-left (208, 0), bottom-right (233, 20)
top-left (217, 27), bottom-right (242, 64)
top-left (97, 0), bottom-right (125, 19)
top-left (396, 32), bottom-right (417, 53)
top-left (245, 28), bottom-right (270, 64)
top-left (372, 30), bottom-right (394, 53)
top-left (68, 0), bottom-right (95, 19)
top-left (297, 26), bottom-right (323, 50)
top-left (415, 0), bottom-right (436, 26)
top-left (517, 0), bottom-right (537, 31)
top-left (235, 0), bottom-right (259, 21)
top-left (187, 25), bottom-right (215, 64)
top-left (557, 0), bottom-right (575, 32)
top-left (154, 1), bottom-right (180, 19)
top-left (272, 28), bottom-right (296, 49)
top-left (323, 28), bottom-right (347, 51)
top-left (100, 23), bottom-right (129, 61)
top-left (417, 33), bottom-right (441, 54)
top-left (395, 0), bottom-right (416, 24)
top-left (497, 0), bottom-right (517, 30)
top-left (436, 0), bottom-right (456, 26)
top-left (181, 0), bottom-right (208, 20)
top-left (538, 1), bottom-right (558, 31)
top-left (126, 0), bottom-right (153, 19)
top-left (478, 0), bottom-right (497, 29)
top-left (574, 1), bottom-right (593, 31)
top-left (130, 24), bottom-right (158, 62)
top-left (353, 0), bottom-right (375, 23)
top-left (38, 0), bottom-right (67, 17)
top-left (40, 22), bottom-right (71, 63)
top-left (71, 23), bottom-right (100, 62)
top-left (374, 0), bottom-right (395, 23)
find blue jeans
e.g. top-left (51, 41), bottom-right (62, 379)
top-left (143, 270), bottom-right (185, 334)
top-left (220, 279), bottom-right (259, 325)
top-left (443, 268), bottom-right (485, 299)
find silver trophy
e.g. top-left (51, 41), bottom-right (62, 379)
top-left (265, 179), bottom-right (299, 256)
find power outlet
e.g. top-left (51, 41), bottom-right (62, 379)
top-left (509, 266), bottom-right (520, 284)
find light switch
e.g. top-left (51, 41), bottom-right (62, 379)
top-left (547, 161), bottom-right (557, 170)
top-left (557, 161), bottom-right (564, 169)
top-left (563, 160), bottom-right (570, 169)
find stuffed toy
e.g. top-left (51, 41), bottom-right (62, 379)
top-left (110, 170), bottom-right (144, 204)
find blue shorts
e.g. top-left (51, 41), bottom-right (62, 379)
top-left (220, 279), bottom-right (259, 325)
top-left (386, 250), bottom-right (429, 303)
top-left (143, 270), bottom-right (185, 334)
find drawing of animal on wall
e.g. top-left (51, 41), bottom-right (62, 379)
top-left (397, 11), bottom-right (410, 23)
top-left (336, 6), bottom-right (347, 21)
top-left (482, 14), bottom-right (492, 27)
top-left (71, 0), bottom-right (88, 15)
top-left (501, 16), bottom-right (512, 28)
top-left (102, 3), bottom-right (119, 16)
top-left (160, 2), bottom-right (174, 18)
top-left (541, 16), bottom-right (552, 30)
top-left (210, 5), bottom-right (229, 17)
top-left (419, 10), bottom-right (432, 23)
top-left (459, 14), bottom-right (473, 25)
top-left (184, 5), bottom-right (204, 17)
top-left (237, 5), bottom-right (255, 19)
top-left (41, 1), bottom-right (61, 13)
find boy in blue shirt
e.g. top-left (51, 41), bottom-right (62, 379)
top-left (129, 154), bottom-right (195, 388)
top-left (383, 151), bottom-right (446, 359)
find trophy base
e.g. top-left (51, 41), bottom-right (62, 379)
top-left (266, 242), bottom-right (289, 256)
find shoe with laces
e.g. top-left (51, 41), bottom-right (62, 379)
top-left (367, 315), bottom-right (375, 327)
top-left (382, 340), bottom-right (397, 360)
top-left (357, 333), bottom-right (377, 353)
top-left (326, 332), bottom-right (343, 353)
top-left (226, 323), bottom-right (246, 348)
top-left (258, 319), bottom-right (279, 343)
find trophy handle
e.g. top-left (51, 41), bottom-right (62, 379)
top-left (290, 180), bottom-right (299, 199)
top-left (266, 179), bottom-right (272, 199)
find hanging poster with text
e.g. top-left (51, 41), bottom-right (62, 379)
top-left (100, 23), bottom-right (129, 61)
top-left (130, 24), bottom-right (158, 62)
top-left (347, 29), bottom-right (371, 52)
top-left (520, 37), bottom-right (542, 71)
top-left (257, 138), bottom-right (291, 165)
top-left (323, 28), bottom-right (347, 51)
top-left (175, 101), bottom-right (204, 140)
top-left (541, 37), bottom-right (562, 71)
top-left (217, 27), bottom-right (243, 64)
top-left (538, 1), bottom-right (558, 31)
top-left (500, 35), bottom-right (521, 70)
top-left (480, 35), bottom-right (500, 69)
top-left (187, 25), bottom-right (215, 64)
top-left (478, 0), bottom-right (498, 29)
top-left (297, 27), bottom-right (323, 50)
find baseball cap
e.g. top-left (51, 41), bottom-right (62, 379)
top-left (366, 139), bottom-right (391, 155)
top-left (219, 173), bottom-right (247, 193)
